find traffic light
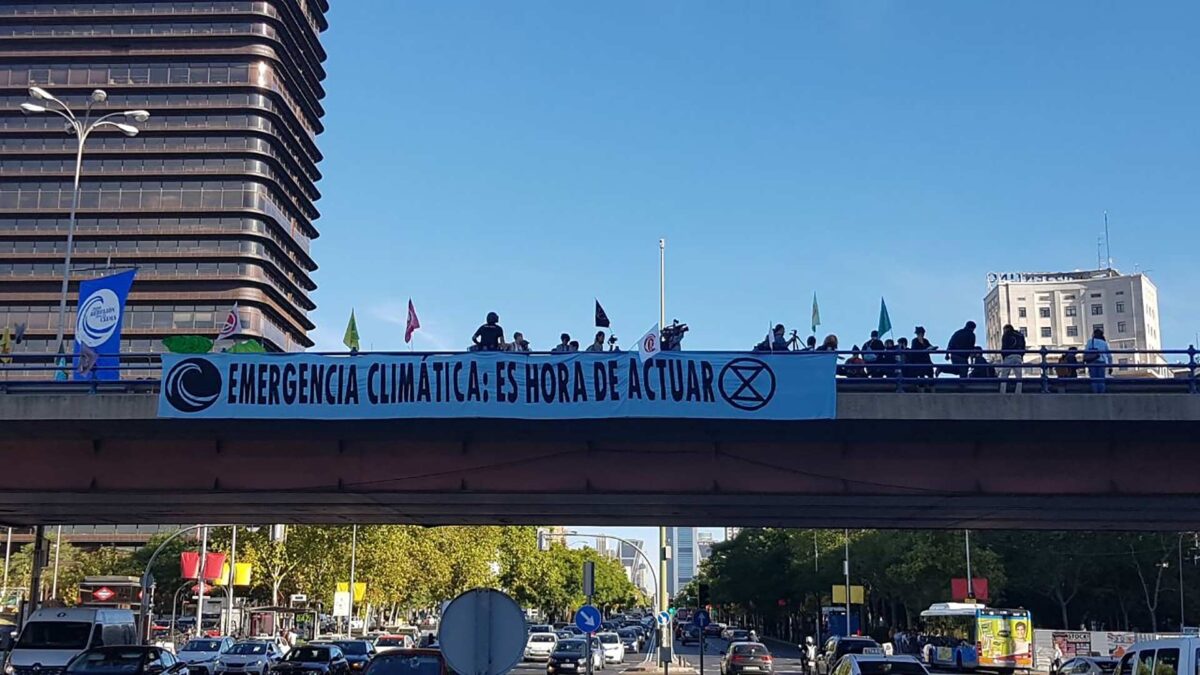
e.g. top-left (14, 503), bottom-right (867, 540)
top-left (698, 583), bottom-right (710, 607)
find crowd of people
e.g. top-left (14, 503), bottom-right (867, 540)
top-left (464, 311), bottom-right (1117, 393)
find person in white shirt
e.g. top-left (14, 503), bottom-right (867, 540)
top-left (1084, 328), bottom-right (1112, 393)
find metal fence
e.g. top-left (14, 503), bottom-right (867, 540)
top-left (0, 347), bottom-right (1197, 395)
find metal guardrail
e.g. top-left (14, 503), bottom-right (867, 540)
top-left (0, 347), bottom-right (1196, 395)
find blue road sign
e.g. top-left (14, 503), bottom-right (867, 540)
top-left (694, 610), bottom-right (711, 628)
top-left (575, 605), bottom-right (603, 634)
top-left (656, 610), bottom-right (672, 626)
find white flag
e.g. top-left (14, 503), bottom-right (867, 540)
top-left (218, 303), bottom-right (242, 340)
top-left (637, 323), bottom-right (661, 361)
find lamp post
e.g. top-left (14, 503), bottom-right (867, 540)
top-left (20, 87), bottom-right (149, 354)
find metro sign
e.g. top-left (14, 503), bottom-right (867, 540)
top-left (93, 587), bottom-right (115, 602)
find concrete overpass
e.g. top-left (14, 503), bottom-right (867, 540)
top-left (2, 389), bottom-right (1198, 529)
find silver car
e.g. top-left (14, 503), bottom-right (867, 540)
top-left (177, 638), bottom-right (236, 675)
top-left (214, 641), bottom-right (286, 675)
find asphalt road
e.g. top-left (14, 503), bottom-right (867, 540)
top-left (673, 636), bottom-right (807, 675)
top-left (511, 646), bottom-right (651, 675)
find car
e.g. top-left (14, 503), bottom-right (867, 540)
top-left (680, 626), bottom-right (702, 647)
top-left (727, 630), bottom-right (752, 643)
top-left (815, 637), bottom-right (882, 675)
top-left (327, 641), bottom-right (375, 671)
top-left (720, 642), bottom-right (773, 675)
top-left (215, 640), bottom-right (286, 675)
top-left (372, 636), bottom-right (414, 653)
top-left (529, 625), bottom-right (555, 635)
top-left (832, 654), bottom-right (929, 675)
top-left (64, 646), bottom-right (185, 675)
top-left (556, 631), bottom-right (575, 641)
top-left (705, 623), bottom-right (725, 638)
top-left (1053, 657), bottom-right (1119, 675)
top-left (525, 634), bottom-right (558, 662)
top-left (547, 638), bottom-right (604, 674)
top-left (596, 633), bottom-right (624, 664)
top-left (616, 630), bottom-right (640, 654)
top-left (362, 649), bottom-right (451, 675)
top-left (271, 645), bottom-right (349, 675)
top-left (564, 626), bottom-right (585, 636)
top-left (178, 638), bottom-right (237, 675)
top-left (721, 627), bottom-right (741, 640)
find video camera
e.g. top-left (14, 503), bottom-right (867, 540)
top-left (661, 319), bottom-right (688, 351)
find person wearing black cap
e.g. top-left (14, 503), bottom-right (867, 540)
top-left (909, 327), bottom-right (936, 380)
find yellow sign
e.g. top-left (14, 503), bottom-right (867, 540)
top-left (831, 585), bottom-right (865, 604)
top-left (337, 582), bottom-right (367, 602)
top-left (211, 562), bottom-right (253, 587)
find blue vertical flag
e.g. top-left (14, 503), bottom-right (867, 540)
top-left (877, 297), bottom-right (892, 337)
top-left (73, 269), bottom-right (136, 381)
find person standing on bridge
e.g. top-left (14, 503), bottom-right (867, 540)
top-left (587, 331), bottom-right (607, 352)
top-left (946, 321), bottom-right (977, 377)
top-left (551, 333), bottom-right (572, 352)
top-left (471, 312), bottom-right (505, 351)
top-left (1084, 328), bottom-right (1113, 393)
top-left (908, 327), bottom-right (936, 383)
top-left (998, 324), bottom-right (1027, 393)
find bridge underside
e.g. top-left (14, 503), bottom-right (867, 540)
top-left (3, 403), bottom-right (1198, 529)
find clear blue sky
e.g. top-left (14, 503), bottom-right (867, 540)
top-left (309, 2), bottom-right (1197, 558)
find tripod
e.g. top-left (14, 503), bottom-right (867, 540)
top-left (785, 330), bottom-right (802, 351)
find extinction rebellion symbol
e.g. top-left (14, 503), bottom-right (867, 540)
top-left (164, 357), bottom-right (222, 413)
top-left (718, 357), bottom-right (776, 411)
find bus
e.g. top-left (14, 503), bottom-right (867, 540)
top-left (919, 603), bottom-right (1034, 672)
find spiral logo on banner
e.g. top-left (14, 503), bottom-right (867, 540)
top-left (164, 357), bottom-right (223, 413)
top-left (76, 288), bottom-right (121, 347)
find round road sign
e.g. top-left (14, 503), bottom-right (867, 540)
top-left (437, 588), bottom-right (526, 675)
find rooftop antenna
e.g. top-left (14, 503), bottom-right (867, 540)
top-left (1104, 211), bottom-right (1113, 270)
top-left (1096, 237), bottom-right (1104, 270)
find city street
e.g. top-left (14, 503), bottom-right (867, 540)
top-left (511, 649), bottom-right (650, 675)
top-left (673, 637), bottom-right (807, 675)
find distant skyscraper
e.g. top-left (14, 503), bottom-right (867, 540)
top-left (666, 527), bottom-right (698, 599)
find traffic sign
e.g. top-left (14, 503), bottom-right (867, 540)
top-left (575, 605), bottom-right (603, 634)
top-left (332, 591), bottom-right (351, 617)
top-left (438, 588), bottom-right (526, 675)
top-left (655, 610), bottom-right (672, 626)
top-left (694, 610), bottom-right (711, 628)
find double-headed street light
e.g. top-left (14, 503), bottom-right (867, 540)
top-left (20, 86), bottom-right (149, 354)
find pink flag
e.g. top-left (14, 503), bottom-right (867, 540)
top-left (405, 299), bottom-right (420, 343)
top-left (217, 303), bottom-right (242, 340)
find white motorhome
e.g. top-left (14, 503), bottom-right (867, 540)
top-left (3, 608), bottom-right (138, 675)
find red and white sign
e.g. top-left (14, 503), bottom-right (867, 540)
top-left (93, 587), bottom-right (115, 602)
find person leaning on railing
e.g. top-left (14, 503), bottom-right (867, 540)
top-left (1055, 347), bottom-right (1081, 392)
top-left (1084, 328), bottom-right (1113, 393)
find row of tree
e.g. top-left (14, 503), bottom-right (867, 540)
top-left (5, 526), bottom-right (646, 622)
top-left (682, 530), bottom-right (1198, 640)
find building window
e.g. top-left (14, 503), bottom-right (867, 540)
top-left (1040, 327), bottom-right (1052, 338)
top-left (1090, 293), bottom-right (1102, 298)
top-left (1067, 326), bottom-right (1079, 337)
top-left (1039, 307), bottom-right (1051, 318)
top-left (1118, 321), bottom-right (1127, 334)
top-left (1065, 306), bottom-right (1077, 317)
top-left (1116, 301), bottom-right (1125, 313)
top-left (1118, 358), bottom-right (1130, 365)
top-left (1063, 294), bottom-right (1076, 300)
top-left (1116, 290), bottom-right (1125, 296)
top-left (1019, 327), bottom-right (1028, 337)
top-left (1018, 307), bottom-right (1027, 318)
top-left (1091, 304), bottom-right (1103, 315)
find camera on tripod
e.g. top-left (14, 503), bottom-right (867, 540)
top-left (661, 319), bottom-right (688, 351)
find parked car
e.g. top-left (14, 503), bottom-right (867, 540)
top-left (362, 650), bottom-right (450, 675)
top-left (596, 633), bottom-right (624, 664)
top-left (832, 654), bottom-right (928, 675)
top-left (1053, 657), bottom-right (1119, 675)
top-left (178, 638), bottom-right (237, 675)
top-left (720, 642), bottom-right (773, 675)
top-left (815, 637), bottom-right (881, 675)
top-left (64, 646), bottom-right (185, 675)
top-left (525, 634), bottom-right (558, 662)
top-left (546, 638), bottom-right (604, 674)
top-left (271, 646), bottom-right (348, 675)
top-left (215, 640), bottom-right (286, 675)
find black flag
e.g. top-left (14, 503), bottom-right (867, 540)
top-left (594, 300), bottom-right (611, 328)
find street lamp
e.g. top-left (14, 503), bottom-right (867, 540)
top-left (19, 87), bottom-right (149, 354)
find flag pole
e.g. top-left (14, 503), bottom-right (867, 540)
top-left (658, 239), bottom-right (666, 329)
top-left (657, 237), bottom-right (670, 666)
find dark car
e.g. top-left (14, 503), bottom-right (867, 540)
top-left (680, 626), bottom-right (702, 646)
top-left (547, 638), bottom-right (604, 674)
top-left (721, 642), bottom-right (773, 675)
top-left (616, 630), bottom-right (640, 654)
top-left (815, 637), bottom-right (881, 675)
top-left (362, 650), bottom-right (450, 675)
top-left (704, 624), bottom-right (724, 637)
top-left (272, 646), bottom-right (349, 675)
top-left (1054, 657), bottom-right (1120, 675)
top-left (329, 642), bottom-right (376, 672)
top-left (727, 630), bottom-right (752, 643)
top-left (65, 646), bottom-right (186, 675)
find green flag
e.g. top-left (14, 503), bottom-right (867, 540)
top-left (343, 309), bottom-right (360, 351)
top-left (877, 297), bottom-right (892, 337)
top-left (811, 293), bottom-right (821, 335)
top-left (227, 339), bottom-right (266, 353)
top-left (162, 335), bottom-right (215, 354)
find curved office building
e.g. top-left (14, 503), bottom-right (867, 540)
top-left (0, 0), bottom-right (328, 353)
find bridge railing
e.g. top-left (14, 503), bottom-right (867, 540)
top-left (0, 347), bottom-right (1196, 394)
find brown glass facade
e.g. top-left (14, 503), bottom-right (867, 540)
top-left (0, 0), bottom-right (328, 353)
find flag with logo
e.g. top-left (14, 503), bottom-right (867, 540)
top-left (595, 300), bottom-right (611, 328)
top-left (344, 309), bottom-right (360, 351)
top-left (637, 323), bottom-right (660, 361)
top-left (811, 293), bottom-right (821, 335)
top-left (877, 297), bottom-right (892, 337)
top-left (405, 299), bottom-right (420, 344)
top-left (217, 303), bottom-right (242, 341)
top-left (73, 269), bottom-right (136, 381)
top-left (0, 326), bottom-right (11, 365)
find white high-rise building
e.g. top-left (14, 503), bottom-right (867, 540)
top-left (666, 527), bottom-right (698, 600)
top-left (983, 268), bottom-right (1164, 372)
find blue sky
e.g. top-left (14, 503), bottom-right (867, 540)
top-left (309, 2), bottom-right (1198, 555)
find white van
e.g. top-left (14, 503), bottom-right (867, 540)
top-left (1115, 636), bottom-right (1200, 675)
top-left (3, 608), bottom-right (138, 675)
